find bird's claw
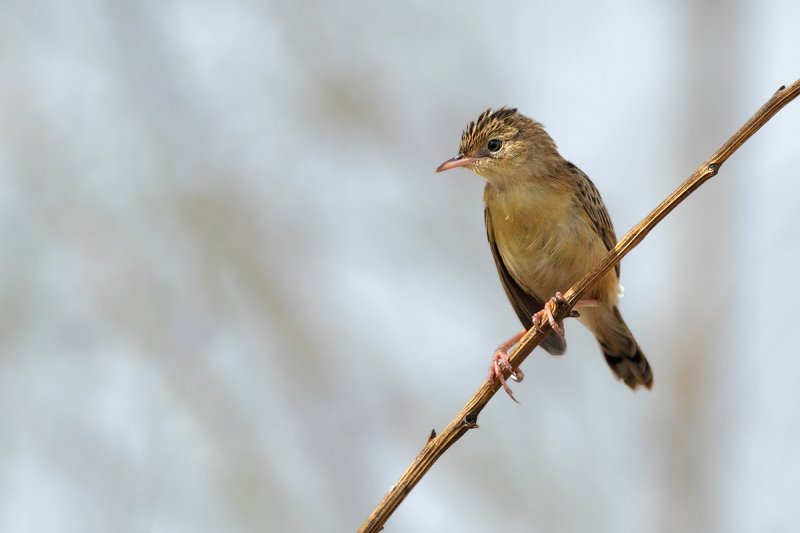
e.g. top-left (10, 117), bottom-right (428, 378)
top-left (487, 328), bottom-right (526, 402)
top-left (489, 347), bottom-right (523, 403)
top-left (532, 291), bottom-right (568, 337)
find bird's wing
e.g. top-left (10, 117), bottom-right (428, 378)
top-left (571, 163), bottom-right (620, 277)
top-left (484, 207), bottom-right (566, 355)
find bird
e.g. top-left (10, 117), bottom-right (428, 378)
top-left (436, 107), bottom-right (652, 399)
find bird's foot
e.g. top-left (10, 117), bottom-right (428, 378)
top-left (532, 292), bottom-right (568, 336)
top-left (488, 328), bottom-right (525, 403)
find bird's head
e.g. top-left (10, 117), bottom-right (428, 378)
top-left (436, 107), bottom-right (560, 186)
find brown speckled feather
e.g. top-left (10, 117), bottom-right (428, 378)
top-left (484, 207), bottom-right (567, 355)
top-left (570, 162), bottom-right (620, 277)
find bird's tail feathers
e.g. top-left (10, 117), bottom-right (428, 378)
top-left (592, 306), bottom-right (653, 390)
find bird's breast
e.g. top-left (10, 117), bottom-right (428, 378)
top-left (486, 183), bottom-right (619, 304)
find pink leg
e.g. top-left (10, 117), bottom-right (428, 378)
top-left (567, 298), bottom-right (600, 318)
top-left (489, 294), bottom-right (596, 402)
top-left (488, 328), bottom-right (526, 403)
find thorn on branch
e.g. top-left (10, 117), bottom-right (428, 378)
top-left (428, 429), bottom-right (437, 441)
top-left (463, 412), bottom-right (479, 429)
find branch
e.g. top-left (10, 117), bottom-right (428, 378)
top-left (358, 80), bottom-right (800, 533)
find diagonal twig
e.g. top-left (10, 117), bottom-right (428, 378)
top-left (358, 79), bottom-right (800, 533)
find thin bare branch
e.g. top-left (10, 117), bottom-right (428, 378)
top-left (358, 80), bottom-right (800, 533)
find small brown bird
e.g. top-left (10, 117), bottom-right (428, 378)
top-left (437, 108), bottom-right (652, 398)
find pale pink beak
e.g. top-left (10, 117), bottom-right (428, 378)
top-left (436, 154), bottom-right (477, 173)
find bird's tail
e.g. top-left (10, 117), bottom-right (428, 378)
top-left (583, 306), bottom-right (653, 389)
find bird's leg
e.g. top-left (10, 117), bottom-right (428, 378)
top-left (490, 294), bottom-right (600, 401)
top-left (532, 292), bottom-right (600, 335)
top-left (532, 292), bottom-right (568, 336)
top-left (488, 328), bottom-right (526, 402)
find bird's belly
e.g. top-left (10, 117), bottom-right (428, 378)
top-left (497, 215), bottom-right (618, 304)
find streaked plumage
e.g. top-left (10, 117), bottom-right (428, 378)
top-left (437, 107), bottom-right (652, 390)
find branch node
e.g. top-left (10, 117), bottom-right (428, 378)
top-left (463, 412), bottom-right (479, 429)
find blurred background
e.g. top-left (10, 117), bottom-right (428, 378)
top-left (1, 1), bottom-right (798, 532)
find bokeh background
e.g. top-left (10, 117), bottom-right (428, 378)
top-left (1, 1), bottom-right (799, 532)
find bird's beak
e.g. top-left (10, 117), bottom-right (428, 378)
top-left (436, 154), bottom-right (477, 173)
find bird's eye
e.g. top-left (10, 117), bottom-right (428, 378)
top-left (487, 139), bottom-right (502, 152)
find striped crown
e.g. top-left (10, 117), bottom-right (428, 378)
top-left (459, 107), bottom-right (520, 154)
